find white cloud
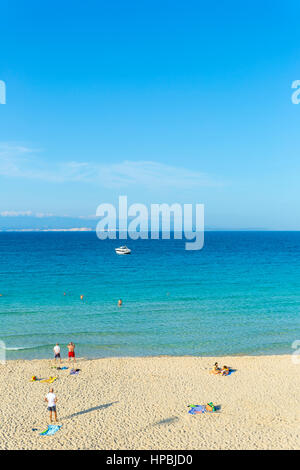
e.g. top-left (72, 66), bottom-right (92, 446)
top-left (0, 142), bottom-right (220, 189)
top-left (0, 210), bottom-right (33, 217)
top-left (0, 211), bottom-right (55, 217)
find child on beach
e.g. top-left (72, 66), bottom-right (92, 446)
top-left (45, 388), bottom-right (58, 423)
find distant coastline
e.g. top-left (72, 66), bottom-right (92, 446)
top-left (0, 214), bottom-right (271, 232)
top-left (1, 228), bottom-right (300, 232)
top-left (0, 227), bottom-right (274, 232)
top-left (0, 228), bottom-right (93, 232)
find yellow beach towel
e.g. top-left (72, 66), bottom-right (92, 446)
top-left (40, 376), bottom-right (57, 384)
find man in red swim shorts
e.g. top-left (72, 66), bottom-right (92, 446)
top-left (67, 342), bottom-right (76, 364)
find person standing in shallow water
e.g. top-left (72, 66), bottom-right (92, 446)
top-left (45, 388), bottom-right (58, 423)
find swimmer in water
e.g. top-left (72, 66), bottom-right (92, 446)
top-left (80, 295), bottom-right (84, 300)
top-left (118, 299), bottom-right (122, 307)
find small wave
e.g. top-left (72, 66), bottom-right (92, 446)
top-left (4, 343), bottom-right (54, 351)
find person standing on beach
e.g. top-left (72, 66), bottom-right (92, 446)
top-left (45, 388), bottom-right (58, 423)
top-left (53, 343), bottom-right (61, 363)
top-left (67, 342), bottom-right (76, 364)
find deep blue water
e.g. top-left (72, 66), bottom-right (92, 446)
top-left (0, 231), bottom-right (299, 359)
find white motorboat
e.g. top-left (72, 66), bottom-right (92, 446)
top-left (115, 246), bottom-right (131, 255)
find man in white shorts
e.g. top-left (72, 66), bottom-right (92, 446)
top-left (53, 343), bottom-right (61, 363)
top-left (45, 388), bottom-right (58, 422)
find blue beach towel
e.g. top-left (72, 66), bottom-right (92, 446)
top-left (188, 405), bottom-right (206, 415)
top-left (40, 425), bottom-right (62, 436)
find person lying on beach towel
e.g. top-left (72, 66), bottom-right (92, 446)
top-left (40, 376), bottom-right (57, 384)
top-left (30, 376), bottom-right (56, 383)
top-left (221, 365), bottom-right (230, 376)
top-left (188, 403), bottom-right (217, 414)
top-left (210, 363), bottom-right (233, 376)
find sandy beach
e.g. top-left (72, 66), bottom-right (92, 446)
top-left (0, 355), bottom-right (299, 450)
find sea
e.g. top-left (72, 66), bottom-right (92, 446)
top-left (0, 231), bottom-right (299, 360)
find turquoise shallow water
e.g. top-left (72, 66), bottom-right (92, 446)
top-left (0, 231), bottom-right (299, 359)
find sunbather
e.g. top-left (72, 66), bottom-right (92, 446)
top-left (221, 365), bottom-right (230, 376)
top-left (210, 362), bottom-right (221, 375)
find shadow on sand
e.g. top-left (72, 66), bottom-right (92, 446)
top-left (153, 416), bottom-right (179, 426)
top-left (63, 401), bottom-right (118, 420)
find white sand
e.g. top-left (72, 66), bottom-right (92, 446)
top-left (0, 355), bottom-right (299, 450)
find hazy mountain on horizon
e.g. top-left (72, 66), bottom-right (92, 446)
top-left (0, 215), bottom-right (270, 232)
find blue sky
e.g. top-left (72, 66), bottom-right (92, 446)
top-left (0, 0), bottom-right (300, 229)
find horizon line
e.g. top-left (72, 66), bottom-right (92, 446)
top-left (1, 228), bottom-right (300, 233)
